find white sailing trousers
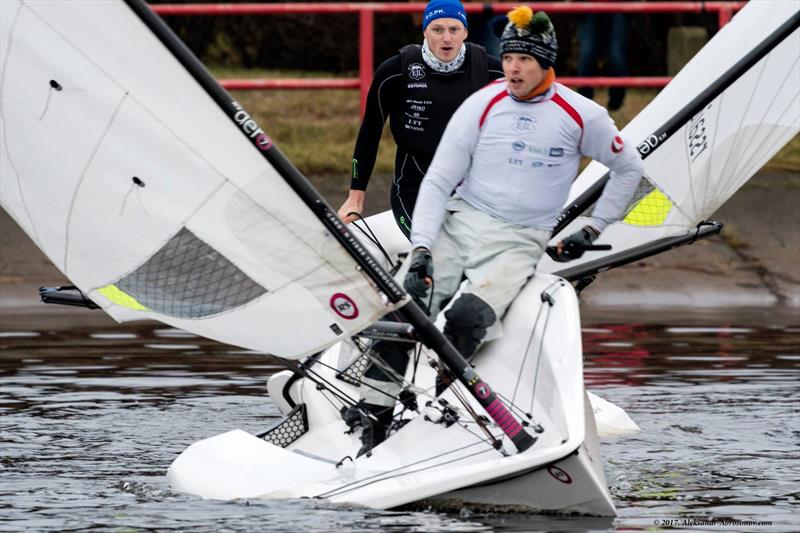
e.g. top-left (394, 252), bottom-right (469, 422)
top-left (361, 197), bottom-right (549, 407)
top-left (427, 196), bottom-right (550, 319)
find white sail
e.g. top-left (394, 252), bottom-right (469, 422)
top-left (0, 0), bottom-right (402, 358)
top-left (539, 0), bottom-right (799, 274)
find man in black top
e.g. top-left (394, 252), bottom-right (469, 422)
top-left (337, 0), bottom-right (503, 237)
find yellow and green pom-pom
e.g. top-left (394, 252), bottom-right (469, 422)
top-left (530, 11), bottom-right (553, 34)
top-left (508, 6), bottom-right (533, 29)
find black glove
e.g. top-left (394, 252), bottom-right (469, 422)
top-left (547, 226), bottom-right (600, 263)
top-left (404, 248), bottom-right (433, 300)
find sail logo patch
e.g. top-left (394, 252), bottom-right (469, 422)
top-left (330, 293), bottom-right (359, 320)
top-left (611, 135), bottom-right (624, 154)
top-left (547, 465), bottom-right (573, 484)
top-left (687, 104), bottom-right (712, 162)
top-left (232, 101), bottom-right (273, 150)
top-left (637, 132), bottom-right (667, 155)
top-left (408, 63), bottom-right (426, 81)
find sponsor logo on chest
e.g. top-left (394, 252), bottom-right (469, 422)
top-left (408, 63), bottom-right (426, 81)
top-left (512, 114), bottom-right (537, 133)
top-left (511, 141), bottom-right (565, 158)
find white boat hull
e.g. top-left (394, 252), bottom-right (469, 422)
top-left (167, 397), bottom-right (614, 515)
top-left (433, 395), bottom-right (615, 516)
top-left (168, 267), bottom-right (622, 516)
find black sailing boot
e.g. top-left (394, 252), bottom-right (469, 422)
top-left (357, 403), bottom-right (393, 457)
top-left (435, 294), bottom-right (497, 396)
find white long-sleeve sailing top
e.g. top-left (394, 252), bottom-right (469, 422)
top-left (410, 80), bottom-right (644, 251)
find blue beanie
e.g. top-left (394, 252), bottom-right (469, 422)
top-left (423, 0), bottom-right (468, 30)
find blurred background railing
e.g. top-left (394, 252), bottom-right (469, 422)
top-left (151, 1), bottom-right (746, 115)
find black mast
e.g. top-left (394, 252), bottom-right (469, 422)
top-left (553, 8), bottom-right (800, 236)
top-left (124, 0), bottom-right (535, 452)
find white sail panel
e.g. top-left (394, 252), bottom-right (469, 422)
top-left (539, 0), bottom-right (799, 274)
top-left (567, 0), bottom-right (799, 205)
top-left (648, 39), bottom-right (798, 222)
top-left (0, 0), bottom-right (399, 358)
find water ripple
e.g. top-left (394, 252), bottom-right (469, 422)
top-left (0, 315), bottom-right (798, 531)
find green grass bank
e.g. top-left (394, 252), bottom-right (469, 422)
top-left (217, 68), bottom-right (798, 175)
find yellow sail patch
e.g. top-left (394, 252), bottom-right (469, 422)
top-left (98, 284), bottom-right (148, 311)
top-left (624, 189), bottom-right (673, 226)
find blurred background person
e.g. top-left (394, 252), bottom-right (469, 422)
top-left (337, 0), bottom-right (503, 238)
top-left (576, 10), bottom-right (630, 111)
top-left (466, 1), bottom-right (502, 57)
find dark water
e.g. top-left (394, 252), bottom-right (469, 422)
top-left (1, 308), bottom-right (798, 532)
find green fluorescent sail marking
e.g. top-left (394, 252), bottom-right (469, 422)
top-left (624, 189), bottom-right (673, 226)
top-left (98, 284), bottom-right (148, 311)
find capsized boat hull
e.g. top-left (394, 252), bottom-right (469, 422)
top-left (168, 273), bottom-right (619, 516)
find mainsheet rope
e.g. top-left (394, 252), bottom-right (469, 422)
top-left (348, 213), bottom-right (397, 268)
top-left (317, 440), bottom-right (495, 499)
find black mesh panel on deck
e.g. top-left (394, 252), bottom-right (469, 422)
top-left (336, 352), bottom-right (370, 386)
top-left (258, 404), bottom-right (309, 448)
top-left (116, 227), bottom-right (266, 318)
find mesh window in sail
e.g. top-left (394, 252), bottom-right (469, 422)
top-left (116, 227), bottom-right (266, 318)
top-left (622, 178), bottom-right (673, 227)
top-left (258, 404), bottom-right (309, 448)
top-left (627, 177), bottom-right (656, 208)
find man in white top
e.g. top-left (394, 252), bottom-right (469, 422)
top-left (405, 6), bottom-right (644, 360)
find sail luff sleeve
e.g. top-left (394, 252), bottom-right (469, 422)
top-left (553, 9), bottom-right (800, 236)
top-left (124, 0), bottom-right (535, 452)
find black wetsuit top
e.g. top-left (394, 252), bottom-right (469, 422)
top-left (350, 44), bottom-right (503, 237)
